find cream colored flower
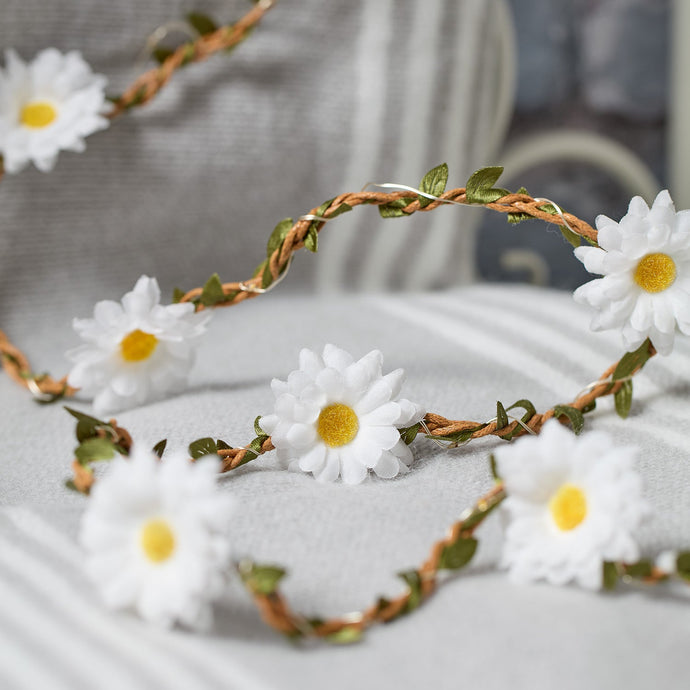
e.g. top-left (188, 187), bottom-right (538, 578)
top-left (67, 276), bottom-right (211, 414)
top-left (495, 420), bottom-right (648, 590)
top-left (574, 190), bottom-right (690, 355)
top-left (80, 446), bottom-right (234, 629)
top-left (0, 48), bottom-right (108, 173)
top-left (259, 344), bottom-right (425, 484)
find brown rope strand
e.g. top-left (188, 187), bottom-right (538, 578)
top-left (245, 484), bottom-right (507, 638)
top-left (180, 188), bottom-right (597, 309)
top-left (107, 1), bottom-right (276, 118)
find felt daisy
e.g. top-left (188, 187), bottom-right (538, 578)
top-left (495, 420), bottom-right (647, 590)
top-left (0, 48), bottom-right (108, 173)
top-left (80, 446), bottom-right (234, 629)
top-left (67, 276), bottom-right (211, 414)
top-left (573, 190), bottom-right (690, 355)
top-left (259, 344), bottom-right (425, 484)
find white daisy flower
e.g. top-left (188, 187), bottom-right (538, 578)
top-left (573, 190), bottom-right (690, 355)
top-left (0, 48), bottom-right (109, 173)
top-left (67, 276), bottom-right (211, 414)
top-left (80, 446), bottom-right (234, 629)
top-left (495, 420), bottom-right (648, 590)
top-left (259, 344), bottom-right (425, 484)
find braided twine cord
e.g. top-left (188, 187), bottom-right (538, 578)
top-left (0, 184), bottom-right (654, 436)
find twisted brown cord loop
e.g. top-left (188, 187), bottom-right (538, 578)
top-left (180, 188), bottom-right (597, 309)
top-left (245, 484), bottom-right (506, 638)
top-left (0, 329), bottom-right (77, 398)
top-left (108, 1), bottom-right (276, 118)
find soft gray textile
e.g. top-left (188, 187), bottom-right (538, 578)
top-left (1, 285), bottom-right (690, 689)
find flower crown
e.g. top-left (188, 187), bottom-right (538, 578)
top-left (1, 2), bottom-right (689, 643)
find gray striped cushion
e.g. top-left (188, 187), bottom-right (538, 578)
top-left (1, 285), bottom-right (688, 689)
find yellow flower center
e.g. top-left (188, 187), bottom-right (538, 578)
top-left (633, 252), bottom-right (677, 293)
top-left (20, 101), bottom-right (58, 128)
top-left (317, 403), bottom-right (359, 447)
top-left (549, 484), bottom-right (587, 531)
top-left (120, 329), bottom-right (158, 362)
top-left (140, 519), bottom-right (176, 563)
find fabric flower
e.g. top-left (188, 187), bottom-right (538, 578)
top-left (495, 420), bottom-right (647, 590)
top-left (80, 446), bottom-right (234, 629)
top-left (573, 190), bottom-right (690, 355)
top-left (0, 48), bottom-right (108, 173)
top-left (259, 344), bottom-right (425, 484)
top-left (67, 276), bottom-right (211, 414)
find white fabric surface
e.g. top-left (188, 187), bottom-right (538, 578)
top-left (1, 285), bottom-right (690, 689)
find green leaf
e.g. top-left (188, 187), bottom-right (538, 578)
top-left (465, 166), bottom-right (510, 204)
top-left (261, 261), bottom-right (274, 289)
top-left (614, 379), bottom-right (633, 419)
top-left (64, 479), bottom-right (81, 493)
top-left (199, 273), bottom-right (226, 307)
top-left (398, 570), bottom-right (423, 614)
top-left (328, 202), bottom-right (352, 219)
top-left (613, 339), bottom-right (653, 381)
top-left (186, 12), bottom-right (218, 35)
top-left (266, 218), bottom-right (293, 258)
top-left (489, 453), bottom-right (500, 481)
top-left (378, 197), bottom-right (415, 218)
top-left (152, 439), bottom-right (167, 458)
top-left (66, 407), bottom-right (112, 442)
top-left (241, 563), bottom-right (286, 595)
top-left (304, 225), bottom-right (319, 253)
top-left (559, 224), bottom-right (582, 248)
top-left (506, 187), bottom-right (532, 224)
top-left (553, 405), bottom-right (585, 434)
top-left (65, 406), bottom-right (108, 427)
top-left (624, 560), bottom-right (653, 579)
top-left (75, 438), bottom-right (117, 464)
top-left (254, 416), bottom-right (266, 437)
top-left (418, 162), bottom-right (448, 208)
top-left (500, 399), bottom-right (537, 440)
top-left (326, 627), bottom-right (363, 645)
top-left (676, 552), bottom-right (690, 581)
top-left (216, 439), bottom-right (231, 451)
top-left (172, 287), bottom-right (185, 304)
top-left (496, 401), bottom-right (509, 430)
top-left (399, 422), bottom-right (421, 445)
top-left (253, 259), bottom-right (267, 279)
top-left (188, 437), bottom-right (218, 459)
top-left (152, 47), bottom-right (174, 65)
top-left (439, 537), bottom-right (478, 571)
top-left (602, 561), bottom-right (619, 590)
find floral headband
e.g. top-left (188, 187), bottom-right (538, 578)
top-left (1, 2), bottom-right (689, 642)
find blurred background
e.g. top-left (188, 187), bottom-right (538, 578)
top-left (480, 0), bottom-right (668, 289)
top-left (0, 0), bottom-right (676, 320)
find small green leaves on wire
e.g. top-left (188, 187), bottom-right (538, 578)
top-left (397, 570), bottom-right (423, 615)
top-left (239, 560), bottom-right (287, 595)
top-left (378, 197), bottom-right (416, 218)
top-left (495, 401), bottom-right (509, 430)
top-left (613, 339), bottom-right (653, 381)
top-left (418, 162), bottom-right (448, 208)
top-left (267, 218), bottom-right (293, 258)
top-left (465, 166), bottom-right (510, 205)
top-left (439, 536), bottom-right (478, 571)
top-left (188, 437), bottom-right (232, 459)
top-left (553, 405), bottom-right (585, 434)
top-left (614, 379), bottom-right (633, 419)
top-left (199, 273), bottom-right (226, 307)
top-left (499, 399), bottom-right (537, 441)
top-left (186, 12), bottom-right (218, 36)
